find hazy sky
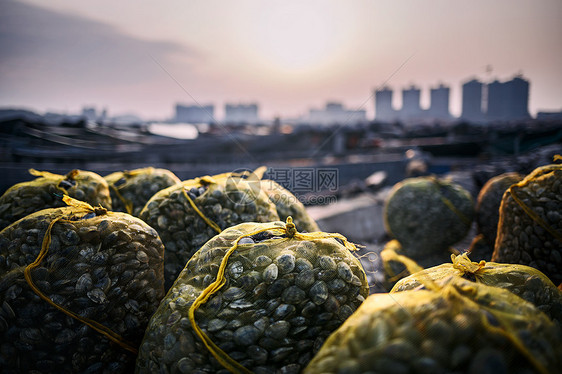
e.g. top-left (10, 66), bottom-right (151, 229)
top-left (1, 0), bottom-right (561, 120)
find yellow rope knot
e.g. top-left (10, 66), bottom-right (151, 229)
top-left (451, 253), bottom-right (486, 275)
top-left (285, 216), bottom-right (297, 238)
top-left (66, 169), bottom-right (79, 180)
top-left (94, 206), bottom-right (108, 216)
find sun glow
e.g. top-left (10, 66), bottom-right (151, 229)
top-left (252, 2), bottom-right (351, 72)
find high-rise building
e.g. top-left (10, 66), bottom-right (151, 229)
top-left (485, 76), bottom-right (530, 122)
top-left (428, 84), bottom-right (451, 119)
top-left (401, 86), bottom-right (422, 120)
top-left (461, 79), bottom-right (484, 122)
top-left (224, 103), bottom-right (259, 124)
top-left (175, 104), bottom-right (214, 123)
top-left (503, 76), bottom-right (530, 120)
top-left (375, 84), bottom-right (452, 122)
top-left (486, 80), bottom-right (505, 121)
top-left (375, 87), bottom-right (396, 122)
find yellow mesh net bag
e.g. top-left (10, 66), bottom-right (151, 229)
top-left (383, 176), bottom-right (474, 258)
top-left (492, 161), bottom-right (562, 285)
top-left (0, 197), bottom-right (165, 373)
top-left (136, 218), bottom-right (369, 374)
top-left (104, 167), bottom-right (181, 216)
top-left (379, 239), bottom-right (456, 291)
top-left (304, 259), bottom-right (562, 374)
top-left (392, 253), bottom-right (562, 324)
top-left (475, 172), bottom-right (523, 247)
top-left (139, 170), bottom-right (280, 290)
top-left (0, 169), bottom-right (111, 231)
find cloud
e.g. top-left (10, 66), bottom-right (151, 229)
top-left (0, 0), bottom-right (200, 108)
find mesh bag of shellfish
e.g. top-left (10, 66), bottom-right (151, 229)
top-left (0, 169), bottom-right (111, 231)
top-left (0, 197), bottom-right (165, 373)
top-left (469, 172), bottom-right (524, 261)
top-left (476, 172), bottom-right (523, 246)
top-left (492, 162), bottom-right (562, 285)
top-left (139, 171), bottom-right (279, 290)
top-left (383, 176), bottom-right (474, 258)
top-left (304, 276), bottom-right (562, 374)
top-left (379, 239), bottom-right (455, 291)
top-left (104, 167), bottom-right (181, 217)
top-left (136, 218), bottom-right (369, 374)
top-left (391, 253), bottom-right (562, 324)
top-left (260, 178), bottom-right (320, 233)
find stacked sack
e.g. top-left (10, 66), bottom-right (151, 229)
top-left (380, 240), bottom-right (455, 291)
top-left (104, 167), bottom-right (181, 217)
top-left (305, 254), bottom-right (562, 374)
top-left (492, 161), bottom-right (562, 285)
top-left (0, 197), bottom-right (165, 373)
top-left (0, 169), bottom-right (111, 231)
top-left (136, 218), bottom-right (369, 374)
top-left (381, 176), bottom-right (474, 289)
top-left (469, 172), bottom-right (523, 261)
top-left (139, 170), bottom-right (280, 290)
top-left (392, 253), bottom-right (562, 324)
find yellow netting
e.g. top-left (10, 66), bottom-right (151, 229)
top-left (383, 176), bottom-right (474, 257)
top-left (305, 257), bottom-right (562, 374)
top-left (475, 172), bottom-right (523, 247)
top-left (104, 167), bottom-right (181, 216)
top-left (432, 177), bottom-right (472, 226)
top-left (506, 164), bottom-right (562, 242)
top-left (1, 195), bottom-right (167, 366)
top-left (136, 218), bottom-right (370, 374)
top-left (188, 217), bottom-right (358, 373)
top-left (20, 196), bottom-right (137, 354)
top-left (382, 253), bottom-right (562, 373)
top-left (392, 253), bottom-right (560, 291)
top-left (391, 253), bottom-right (562, 322)
top-left (379, 239), bottom-right (455, 290)
top-left (28, 168), bottom-right (111, 208)
top-left (139, 169), bottom-right (280, 290)
top-left (180, 186), bottom-right (222, 234)
top-left (0, 168), bottom-right (111, 230)
top-left (492, 162), bottom-right (562, 284)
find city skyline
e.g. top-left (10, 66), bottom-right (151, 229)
top-left (1, 0), bottom-right (561, 121)
top-left (4, 74), bottom-right (546, 125)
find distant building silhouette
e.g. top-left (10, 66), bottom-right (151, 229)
top-left (461, 75), bottom-right (530, 122)
top-left (428, 84), bottom-right (451, 119)
top-left (305, 102), bottom-right (367, 125)
top-left (401, 86), bottom-right (422, 120)
top-left (81, 107), bottom-right (97, 122)
top-left (81, 106), bottom-right (107, 123)
top-left (375, 75), bottom-right (530, 124)
top-left (461, 79), bottom-right (484, 122)
top-left (486, 80), bottom-right (505, 121)
top-left (175, 104), bottom-right (214, 123)
top-left (502, 76), bottom-right (530, 120)
top-left (375, 87), bottom-right (397, 122)
top-left (374, 84), bottom-right (452, 122)
top-left (224, 103), bottom-right (259, 124)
